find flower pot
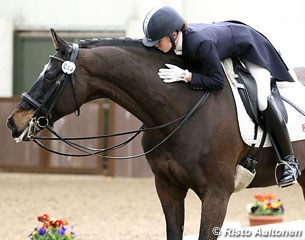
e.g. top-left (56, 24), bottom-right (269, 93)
top-left (248, 215), bottom-right (284, 226)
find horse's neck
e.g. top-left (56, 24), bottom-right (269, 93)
top-left (78, 45), bottom-right (187, 126)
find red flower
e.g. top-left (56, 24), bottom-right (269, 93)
top-left (50, 219), bottom-right (69, 228)
top-left (38, 214), bottom-right (50, 223)
top-left (254, 193), bottom-right (276, 202)
top-left (62, 219), bottom-right (69, 226)
top-left (254, 194), bottom-right (265, 202)
top-left (42, 222), bottom-right (50, 228)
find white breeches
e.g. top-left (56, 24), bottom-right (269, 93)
top-left (245, 61), bottom-right (271, 111)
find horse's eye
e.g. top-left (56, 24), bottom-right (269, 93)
top-left (45, 73), bottom-right (56, 83)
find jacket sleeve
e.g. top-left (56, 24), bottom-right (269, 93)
top-left (189, 40), bottom-right (224, 91)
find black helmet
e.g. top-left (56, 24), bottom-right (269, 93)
top-left (142, 6), bottom-right (184, 47)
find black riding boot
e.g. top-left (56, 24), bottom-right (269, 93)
top-left (262, 96), bottom-right (301, 188)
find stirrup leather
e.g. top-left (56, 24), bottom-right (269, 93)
top-left (274, 160), bottom-right (298, 187)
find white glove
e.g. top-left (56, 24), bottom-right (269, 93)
top-left (158, 64), bottom-right (190, 83)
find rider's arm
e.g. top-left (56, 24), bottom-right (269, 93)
top-left (188, 40), bottom-right (224, 91)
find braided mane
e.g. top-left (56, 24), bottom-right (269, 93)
top-left (79, 37), bottom-right (143, 49)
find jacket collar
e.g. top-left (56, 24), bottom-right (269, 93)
top-left (174, 31), bottom-right (183, 55)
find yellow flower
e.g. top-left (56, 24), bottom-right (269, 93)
top-left (271, 201), bottom-right (281, 209)
top-left (31, 229), bottom-right (38, 236)
top-left (65, 231), bottom-right (72, 238)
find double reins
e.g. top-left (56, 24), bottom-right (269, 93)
top-left (34, 92), bottom-right (209, 159)
top-left (22, 42), bottom-right (210, 159)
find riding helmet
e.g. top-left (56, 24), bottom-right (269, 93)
top-left (142, 6), bottom-right (185, 47)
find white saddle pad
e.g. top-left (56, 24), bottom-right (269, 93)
top-left (222, 58), bottom-right (305, 147)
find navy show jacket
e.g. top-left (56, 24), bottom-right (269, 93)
top-left (182, 21), bottom-right (294, 90)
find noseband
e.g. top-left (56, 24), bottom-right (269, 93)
top-left (22, 43), bottom-right (80, 137)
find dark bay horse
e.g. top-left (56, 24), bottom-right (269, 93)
top-left (7, 29), bottom-right (305, 239)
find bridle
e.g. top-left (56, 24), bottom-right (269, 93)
top-left (20, 42), bottom-right (210, 159)
top-left (22, 43), bottom-right (80, 135)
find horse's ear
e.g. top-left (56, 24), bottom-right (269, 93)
top-left (50, 28), bottom-right (69, 51)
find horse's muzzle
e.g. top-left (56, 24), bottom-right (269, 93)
top-left (7, 115), bottom-right (31, 142)
top-left (7, 116), bottom-right (20, 139)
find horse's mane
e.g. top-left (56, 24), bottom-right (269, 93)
top-left (78, 37), bottom-right (180, 61)
top-left (79, 37), bottom-right (144, 49)
top-left (77, 37), bottom-right (187, 69)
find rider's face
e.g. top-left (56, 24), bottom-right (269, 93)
top-left (154, 31), bottom-right (178, 53)
top-left (155, 36), bottom-right (172, 53)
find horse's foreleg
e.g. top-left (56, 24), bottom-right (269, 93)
top-left (155, 176), bottom-right (188, 240)
top-left (198, 188), bottom-right (231, 240)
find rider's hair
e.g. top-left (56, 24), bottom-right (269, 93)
top-left (180, 21), bottom-right (188, 32)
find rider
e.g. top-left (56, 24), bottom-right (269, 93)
top-left (142, 5), bottom-right (300, 188)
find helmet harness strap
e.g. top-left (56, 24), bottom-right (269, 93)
top-left (169, 32), bottom-right (177, 50)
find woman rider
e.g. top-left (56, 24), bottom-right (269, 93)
top-left (142, 5), bottom-right (300, 187)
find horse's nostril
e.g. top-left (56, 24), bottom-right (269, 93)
top-left (6, 117), bottom-right (17, 137)
top-left (7, 117), bottom-right (14, 129)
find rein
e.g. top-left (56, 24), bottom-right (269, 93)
top-left (34, 92), bottom-right (209, 159)
top-left (21, 42), bottom-right (210, 159)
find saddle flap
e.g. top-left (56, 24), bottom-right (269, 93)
top-left (232, 59), bottom-right (288, 127)
top-left (232, 58), bottom-right (260, 125)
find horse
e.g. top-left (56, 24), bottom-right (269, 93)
top-left (7, 29), bottom-right (305, 240)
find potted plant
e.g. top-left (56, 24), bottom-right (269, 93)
top-left (246, 193), bottom-right (284, 226)
top-left (28, 213), bottom-right (76, 239)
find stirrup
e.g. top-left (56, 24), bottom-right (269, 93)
top-left (274, 160), bottom-right (298, 188)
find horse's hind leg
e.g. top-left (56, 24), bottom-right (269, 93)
top-left (155, 176), bottom-right (188, 240)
